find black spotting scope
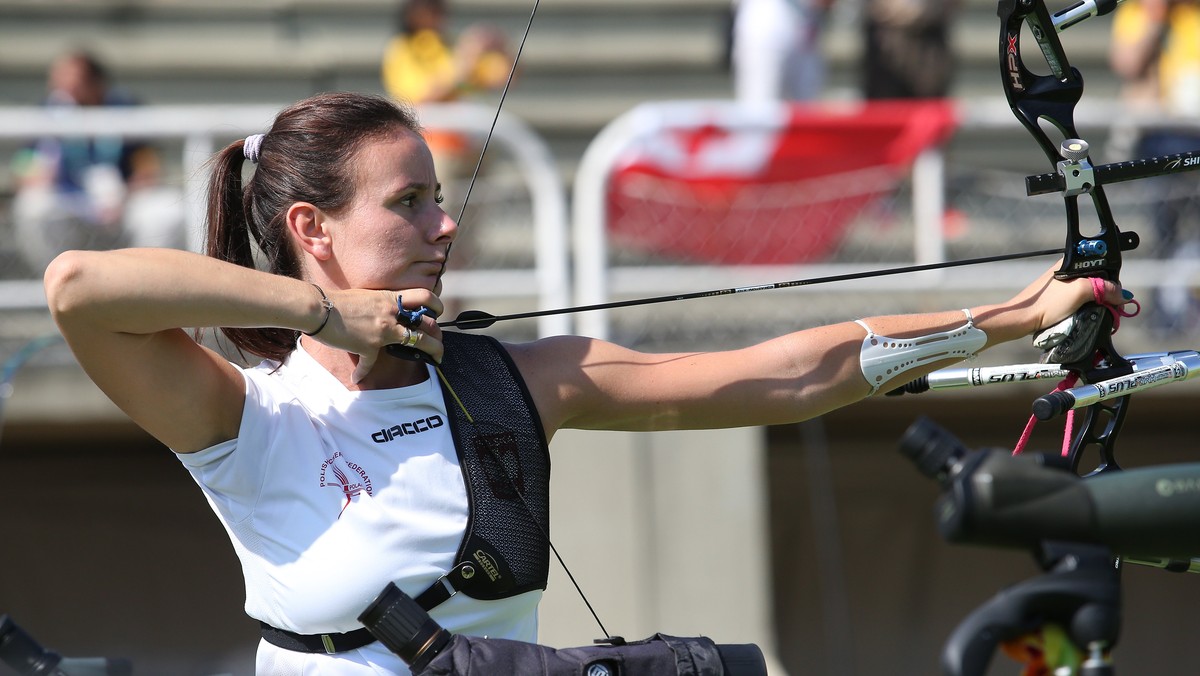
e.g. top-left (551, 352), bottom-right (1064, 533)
top-left (359, 582), bottom-right (768, 676)
top-left (899, 416), bottom-right (1200, 559)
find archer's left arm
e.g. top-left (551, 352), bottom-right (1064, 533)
top-left (507, 267), bottom-right (1122, 436)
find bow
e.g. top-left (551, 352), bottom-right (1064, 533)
top-left (899, 0), bottom-right (1200, 478)
top-left (901, 2), bottom-right (1200, 672)
top-left (996, 0), bottom-right (1141, 475)
top-left (418, 2), bottom-right (1200, 669)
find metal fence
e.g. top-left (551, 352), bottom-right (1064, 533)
top-left (0, 101), bottom-right (569, 331)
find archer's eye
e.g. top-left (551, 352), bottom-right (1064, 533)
top-left (435, 186), bottom-right (445, 205)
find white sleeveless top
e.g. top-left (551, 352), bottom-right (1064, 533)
top-left (178, 346), bottom-right (540, 674)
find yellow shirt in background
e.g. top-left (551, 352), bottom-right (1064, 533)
top-left (382, 29), bottom-right (455, 105)
top-left (1112, 1), bottom-right (1200, 116)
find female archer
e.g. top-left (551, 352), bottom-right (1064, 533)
top-left (43, 91), bottom-right (1125, 675)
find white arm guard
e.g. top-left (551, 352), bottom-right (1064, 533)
top-left (855, 309), bottom-right (988, 395)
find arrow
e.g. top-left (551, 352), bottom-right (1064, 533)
top-left (439, 248), bottom-right (1061, 330)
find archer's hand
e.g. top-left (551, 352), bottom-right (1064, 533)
top-left (1012, 262), bottom-right (1127, 334)
top-left (310, 287), bottom-right (445, 382)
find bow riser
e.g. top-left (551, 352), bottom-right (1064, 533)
top-left (999, 0), bottom-right (1137, 286)
top-left (996, 0), bottom-right (1145, 473)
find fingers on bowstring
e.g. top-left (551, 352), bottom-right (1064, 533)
top-left (396, 289), bottom-right (445, 325)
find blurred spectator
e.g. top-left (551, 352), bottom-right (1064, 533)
top-left (1110, 0), bottom-right (1200, 254)
top-left (381, 0), bottom-right (511, 203)
top-left (731, 0), bottom-right (834, 103)
top-left (860, 0), bottom-right (959, 99)
top-left (859, 0), bottom-right (963, 240)
top-left (1110, 0), bottom-right (1200, 332)
top-left (10, 49), bottom-right (185, 272)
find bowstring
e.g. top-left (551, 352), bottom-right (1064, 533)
top-left (438, 0), bottom-right (543, 283)
top-left (437, 0), bottom-right (613, 640)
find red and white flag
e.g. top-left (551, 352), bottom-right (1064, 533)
top-left (606, 99), bottom-right (959, 264)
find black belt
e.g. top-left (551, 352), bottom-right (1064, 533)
top-left (259, 562), bottom-right (478, 654)
top-left (260, 621), bottom-right (376, 654)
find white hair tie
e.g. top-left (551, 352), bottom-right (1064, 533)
top-left (243, 133), bottom-right (265, 163)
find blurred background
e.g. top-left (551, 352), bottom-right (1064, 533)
top-left (2, 0), bottom-right (1200, 674)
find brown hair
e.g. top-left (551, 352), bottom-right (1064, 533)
top-left (204, 91), bottom-right (423, 363)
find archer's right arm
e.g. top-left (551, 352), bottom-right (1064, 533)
top-left (43, 248), bottom-right (329, 454)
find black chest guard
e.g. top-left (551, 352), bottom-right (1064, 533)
top-left (427, 331), bottom-right (551, 605)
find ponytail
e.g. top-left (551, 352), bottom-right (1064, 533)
top-left (202, 139), bottom-right (303, 364)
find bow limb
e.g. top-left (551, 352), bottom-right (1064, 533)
top-left (998, 0), bottom-right (1138, 285)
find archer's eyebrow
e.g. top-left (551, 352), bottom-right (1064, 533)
top-left (384, 181), bottom-right (428, 202)
top-left (392, 181), bottom-right (425, 194)
top-left (389, 180), bottom-right (442, 196)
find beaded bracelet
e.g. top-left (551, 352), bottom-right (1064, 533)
top-left (302, 283), bottom-right (335, 336)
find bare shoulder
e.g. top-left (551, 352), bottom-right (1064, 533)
top-left (500, 336), bottom-right (637, 433)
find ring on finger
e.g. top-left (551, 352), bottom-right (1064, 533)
top-left (401, 327), bottom-right (421, 348)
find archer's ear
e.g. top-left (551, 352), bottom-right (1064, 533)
top-left (286, 202), bottom-right (332, 261)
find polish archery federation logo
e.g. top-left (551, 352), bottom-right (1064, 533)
top-left (318, 451), bottom-right (374, 518)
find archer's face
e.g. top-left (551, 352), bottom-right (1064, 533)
top-left (325, 129), bottom-right (457, 292)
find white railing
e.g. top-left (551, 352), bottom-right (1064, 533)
top-left (0, 102), bottom-right (572, 337)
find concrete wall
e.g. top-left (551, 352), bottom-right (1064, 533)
top-left (539, 427), bottom-right (784, 672)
